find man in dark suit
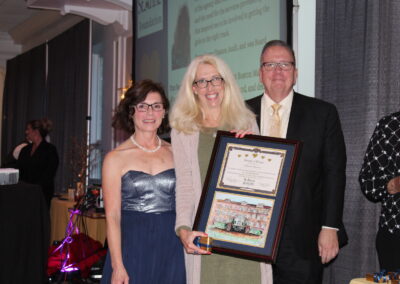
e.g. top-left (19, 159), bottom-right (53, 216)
top-left (247, 40), bottom-right (347, 284)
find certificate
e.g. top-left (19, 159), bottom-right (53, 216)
top-left (217, 144), bottom-right (285, 195)
top-left (194, 131), bottom-right (301, 262)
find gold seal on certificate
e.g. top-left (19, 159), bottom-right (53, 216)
top-left (217, 144), bottom-right (286, 196)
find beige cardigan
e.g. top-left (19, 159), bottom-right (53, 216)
top-left (171, 124), bottom-right (272, 284)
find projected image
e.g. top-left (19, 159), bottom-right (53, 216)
top-left (139, 51), bottom-right (161, 81)
top-left (137, 0), bottom-right (285, 99)
top-left (171, 5), bottom-right (191, 70)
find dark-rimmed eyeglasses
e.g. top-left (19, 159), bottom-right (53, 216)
top-left (193, 77), bottom-right (224, 88)
top-left (261, 62), bottom-right (294, 71)
top-left (134, 103), bottom-right (164, 112)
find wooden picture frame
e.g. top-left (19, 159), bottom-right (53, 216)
top-left (193, 131), bottom-right (302, 262)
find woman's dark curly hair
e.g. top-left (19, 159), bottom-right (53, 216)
top-left (112, 79), bottom-right (170, 134)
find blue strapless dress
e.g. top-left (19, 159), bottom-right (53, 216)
top-left (101, 169), bottom-right (186, 284)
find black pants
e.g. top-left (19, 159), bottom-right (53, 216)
top-left (376, 227), bottom-right (400, 271)
top-left (273, 230), bottom-right (323, 284)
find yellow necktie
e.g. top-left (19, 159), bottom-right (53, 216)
top-left (269, 104), bottom-right (281, 138)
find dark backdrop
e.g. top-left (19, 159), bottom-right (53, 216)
top-left (2, 44), bottom-right (46, 160)
top-left (316, 1), bottom-right (400, 283)
top-left (2, 20), bottom-right (90, 192)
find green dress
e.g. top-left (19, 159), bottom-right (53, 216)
top-left (198, 128), bottom-right (261, 284)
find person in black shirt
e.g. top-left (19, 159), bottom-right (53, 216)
top-left (359, 111), bottom-right (400, 271)
top-left (17, 118), bottom-right (59, 209)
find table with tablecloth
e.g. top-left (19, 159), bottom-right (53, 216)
top-left (50, 196), bottom-right (106, 245)
top-left (350, 278), bottom-right (370, 284)
top-left (0, 182), bottom-right (49, 283)
top-left (351, 277), bottom-right (399, 283)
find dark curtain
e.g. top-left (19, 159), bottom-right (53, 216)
top-left (1, 44), bottom-right (46, 162)
top-left (315, 1), bottom-right (400, 283)
top-left (47, 19), bottom-right (90, 192)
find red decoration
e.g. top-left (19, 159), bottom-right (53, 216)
top-left (47, 233), bottom-right (106, 278)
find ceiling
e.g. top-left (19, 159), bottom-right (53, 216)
top-left (0, 0), bottom-right (131, 67)
top-left (0, 0), bottom-right (131, 40)
top-left (0, 0), bottom-right (40, 35)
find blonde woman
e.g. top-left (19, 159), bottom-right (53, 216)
top-left (170, 54), bottom-right (272, 284)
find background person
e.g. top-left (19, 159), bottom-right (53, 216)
top-left (359, 111), bottom-right (400, 271)
top-left (246, 40), bottom-right (347, 284)
top-left (101, 80), bottom-right (185, 284)
top-left (17, 118), bottom-right (59, 209)
top-left (170, 54), bottom-right (272, 284)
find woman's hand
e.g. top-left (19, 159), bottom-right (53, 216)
top-left (230, 129), bottom-right (254, 138)
top-left (111, 266), bottom-right (129, 284)
top-left (387, 176), bottom-right (400, 194)
top-left (178, 228), bottom-right (211, 255)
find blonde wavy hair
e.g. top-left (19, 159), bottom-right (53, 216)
top-left (169, 54), bottom-right (255, 134)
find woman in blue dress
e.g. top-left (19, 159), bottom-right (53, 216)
top-left (101, 80), bottom-right (186, 284)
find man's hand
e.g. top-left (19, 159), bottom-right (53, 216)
top-left (387, 176), bottom-right (400, 194)
top-left (318, 228), bottom-right (339, 264)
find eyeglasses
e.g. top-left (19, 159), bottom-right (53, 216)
top-left (135, 103), bottom-right (164, 112)
top-left (261, 62), bottom-right (294, 71)
top-left (193, 77), bottom-right (224, 88)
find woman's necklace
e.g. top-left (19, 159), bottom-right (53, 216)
top-left (130, 135), bottom-right (161, 153)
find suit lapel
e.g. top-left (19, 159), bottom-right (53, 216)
top-left (255, 98), bottom-right (261, 127)
top-left (248, 95), bottom-right (263, 127)
top-left (286, 93), bottom-right (304, 140)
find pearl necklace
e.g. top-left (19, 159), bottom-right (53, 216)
top-left (130, 135), bottom-right (161, 153)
